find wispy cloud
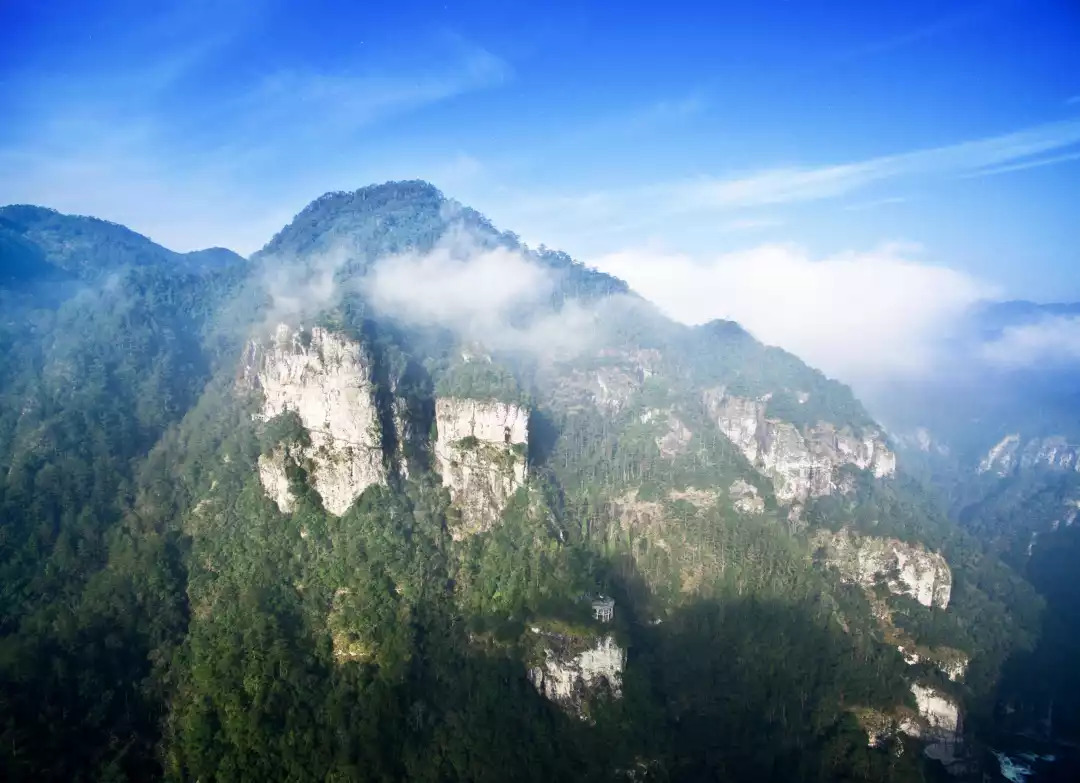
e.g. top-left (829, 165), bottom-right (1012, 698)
top-left (981, 315), bottom-right (1080, 368)
top-left (507, 117), bottom-right (1080, 230)
top-left (719, 216), bottom-right (783, 232)
top-left (0, 29), bottom-right (511, 254)
top-left (238, 42), bottom-right (510, 141)
top-left (963, 150), bottom-right (1080, 178)
top-left (844, 196), bottom-right (908, 211)
top-left (836, 4), bottom-right (999, 62)
top-left (669, 118), bottom-right (1080, 209)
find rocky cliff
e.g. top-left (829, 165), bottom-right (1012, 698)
top-left (248, 324), bottom-right (386, 515)
top-left (862, 685), bottom-right (963, 765)
top-left (434, 397), bottom-right (528, 538)
top-left (978, 433), bottom-right (1080, 475)
top-left (528, 632), bottom-right (625, 718)
top-left (704, 389), bottom-right (895, 503)
top-left (812, 528), bottom-right (952, 609)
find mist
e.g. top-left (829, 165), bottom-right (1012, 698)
top-left (252, 230), bottom-right (617, 360)
top-left (588, 242), bottom-right (1003, 389)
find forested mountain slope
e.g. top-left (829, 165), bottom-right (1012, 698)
top-left (0, 182), bottom-right (1046, 781)
top-left (877, 300), bottom-right (1080, 751)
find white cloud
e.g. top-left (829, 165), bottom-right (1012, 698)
top-left (981, 315), bottom-right (1080, 368)
top-left (667, 117), bottom-right (1080, 209)
top-left (504, 118), bottom-right (1080, 237)
top-left (367, 244), bottom-right (551, 328)
top-left (589, 243), bottom-right (995, 383)
top-left (962, 150), bottom-right (1080, 178)
top-left (258, 242), bottom-right (353, 327)
top-left (0, 35), bottom-right (509, 255)
top-left (363, 235), bottom-right (610, 358)
top-left (243, 44), bottom-right (510, 140)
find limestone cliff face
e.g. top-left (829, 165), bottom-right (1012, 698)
top-left (729, 479), bottom-right (765, 514)
top-left (704, 390), bottom-right (895, 503)
top-left (257, 446), bottom-right (295, 513)
top-left (896, 645), bottom-right (968, 682)
top-left (812, 528), bottom-right (952, 609)
top-left (248, 324), bottom-right (386, 515)
top-left (902, 684), bottom-right (961, 746)
top-left (863, 685), bottom-right (963, 763)
top-left (978, 433), bottom-right (1080, 475)
top-left (528, 633), bottom-right (625, 718)
top-left (557, 349), bottom-right (664, 412)
top-left (639, 407), bottom-right (693, 457)
top-left (434, 398), bottom-right (528, 538)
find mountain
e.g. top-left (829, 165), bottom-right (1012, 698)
top-left (873, 300), bottom-right (1080, 752)
top-left (0, 181), bottom-right (1052, 781)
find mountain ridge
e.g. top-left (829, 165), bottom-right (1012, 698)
top-left (0, 179), bottom-right (1054, 781)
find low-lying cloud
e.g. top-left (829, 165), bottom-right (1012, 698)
top-left (255, 231), bottom-right (613, 359)
top-left (589, 243), bottom-right (994, 385)
top-left (365, 238), bottom-right (605, 358)
top-left (981, 315), bottom-right (1080, 368)
top-left (366, 244), bottom-right (549, 327)
top-left (258, 243), bottom-right (353, 327)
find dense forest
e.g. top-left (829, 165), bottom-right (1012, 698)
top-left (0, 183), bottom-right (1072, 782)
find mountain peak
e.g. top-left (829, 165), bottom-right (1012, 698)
top-left (256, 180), bottom-right (498, 262)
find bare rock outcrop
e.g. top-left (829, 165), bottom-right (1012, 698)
top-left (704, 389), bottom-right (895, 503)
top-left (434, 398), bottom-right (528, 538)
top-left (528, 633), bottom-right (625, 718)
top-left (248, 324), bottom-right (386, 515)
top-left (812, 528), bottom-right (952, 609)
top-left (978, 433), bottom-right (1080, 475)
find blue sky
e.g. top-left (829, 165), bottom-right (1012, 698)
top-left (1, 0), bottom-right (1078, 311)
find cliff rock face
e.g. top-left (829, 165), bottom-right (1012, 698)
top-left (558, 349), bottom-right (664, 412)
top-left (640, 407), bottom-right (693, 457)
top-left (257, 446), bottom-right (295, 513)
top-left (434, 398), bottom-right (528, 538)
top-left (704, 390), bottom-right (895, 503)
top-left (862, 686), bottom-right (963, 765)
top-left (248, 324), bottom-right (386, 515)
top-left (528, 634), bottom-right (625, 717)
top-left (978, 433), bottom-right (1080, 475)
top-left (729, 479), bottom-right (765, 514)
top-left (897, 646), bottom-right (968, 682)
top-left (812, 528), bottom-right (952, 609)
top-left (902, 684), bottom-right (961, 740)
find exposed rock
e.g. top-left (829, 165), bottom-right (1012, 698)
top-left (528, 634), bottom-right (625, 718)
top-left (896, 645), bottom-right (968, 682)
top-left (812, 528), bottom-right (952, 609)
top-left (904, 684), bottom-right (960, 737)
top-left (704, 389), bottom-right (895, 503)
top-left (610, 491), bottom-right (666, 537)
top-left (728, 479), bottom-right (765, 514)
top-left (434, 397), bottom-right (528, 538)
top-left (328, 587), bottom-right (376, 664)
top-left (656, 412), bottom-right (693, 457)
top-left (668, 487), bottom-right (719, 508)
top-left (249, 324), bottom-right (386, 515)
top-left (638, 407), bottom-right (693, 456)
top-left (898, 685), bottom-right (967, 772)
top-left (857, 707), bottom-right (916, 751)
top-left (979, 433), bottom-right (1080, 475)
top-left (898, 646), bottom-right (921, 666)
top-left (560, 349), bottom-right (664, 411)
top-left (258, 447), bottom-right (294, 513)
top-left (939, 655), bottom-right (968, 683)
top-left (861, 687), bottom-right (965, 769)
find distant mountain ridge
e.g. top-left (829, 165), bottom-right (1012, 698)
top-left (0, 204), bottom-right (246, 282)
